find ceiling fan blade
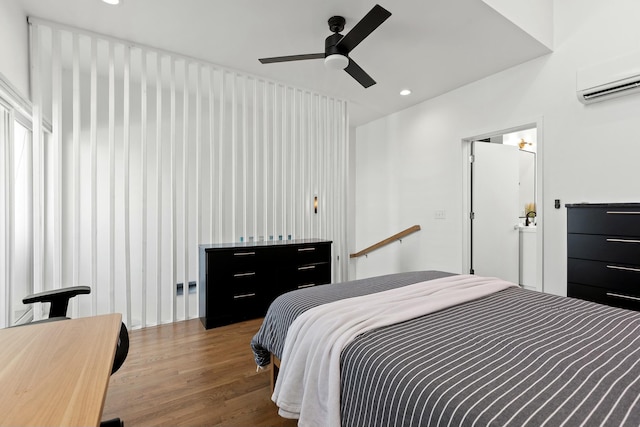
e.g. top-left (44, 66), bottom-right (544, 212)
top-left (344, 58), bottom-right (376, 88)
top-left (336, 4), bottom-right (391, 54)
top-left (259, 53), bottom-right (324, 64)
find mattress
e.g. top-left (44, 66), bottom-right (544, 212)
top-left (251, 271), bottom-right (640, 426)
top-left (251, 270), bottom-right (453, 366)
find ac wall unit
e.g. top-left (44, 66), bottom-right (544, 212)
top-left (576, 50), bottom-right (640, 104)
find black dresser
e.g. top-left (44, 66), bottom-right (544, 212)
top-left (198, 239), bottom-right (332, 329)
top-left (567, 203), bottom-right (640, 311)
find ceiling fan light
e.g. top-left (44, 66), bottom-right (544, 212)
top-left (324, 54), bottom-right (348, 71)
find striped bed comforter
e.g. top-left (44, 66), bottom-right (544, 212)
top-left (251, 271), bottom-right (640, 426)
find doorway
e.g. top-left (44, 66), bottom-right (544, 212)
top-left (462, 123), bottom-right (543, 292)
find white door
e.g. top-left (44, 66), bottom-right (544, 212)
top-left (471, 141), bottom-right (519, 283)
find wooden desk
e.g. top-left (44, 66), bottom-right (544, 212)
top-left (0, 313), bottom-right (122, 427)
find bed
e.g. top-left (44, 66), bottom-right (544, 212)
top-left (251, 271), bottom-right (640, 427)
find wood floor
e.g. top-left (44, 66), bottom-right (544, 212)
top-left (102, 318), bottom-right (297, 427)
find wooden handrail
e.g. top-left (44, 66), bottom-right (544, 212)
top-left (350, 225), bottom-right (421, 258)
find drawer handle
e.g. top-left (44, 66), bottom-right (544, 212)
top-left (606, 238), bottom-right (640, 244)
top-left (297, 283), bottom-right (315, 289)
top-left (606, 292), bottom-right (640, 302)
top-left (606, 211), bottom-right (640, 215)
top-left (233, 293), bottom-right (256, 299)
top-left (234, 251), bottom-right (256, 256)
top-left (298, 247), bottom-right (316, 252)
top-left (298, 265), bottom-right (316, 271)
top-left (234, 272), bottom-right (256, 277)
top-left (607, 265), bottom-right (640, 273)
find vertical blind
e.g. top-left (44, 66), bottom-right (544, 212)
top-left (28, 18), bottom-right (349, 328)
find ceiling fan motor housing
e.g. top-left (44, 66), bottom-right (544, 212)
top-left (324, 32), bottom-right (349, 69)
top-left (325, 32), bottom-right (346, 57)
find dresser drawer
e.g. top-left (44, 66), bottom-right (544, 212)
top-left (208, 248), bottom-right (263, 272)
top-left (567, 206), bottom-right (640, 237)
top-left (293, 243), bottom-right (331, 264)
top-left (205, 290), bottom-right (265, 327)
top-left (293, 262), bottom-right (331, 289)
top-left (208, 267), bottom-right (264, 294)
top-left (567, 234), bottom-right (640, 264)
top-left (568, 283), bottom-right (640, 312)
top-left (568, 258), bottom-right (640, 294)
top-left (230, 291), bottom-right (265, 320)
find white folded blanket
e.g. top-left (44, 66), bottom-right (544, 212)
top-left (271, 274), bottom-right (517, 427)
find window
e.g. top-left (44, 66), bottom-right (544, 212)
top-left (0, 75), bottom-right (35, 327)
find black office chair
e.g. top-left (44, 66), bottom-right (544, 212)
top-left (21, 286), bottom-right (129, 426)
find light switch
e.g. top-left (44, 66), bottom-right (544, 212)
top-left (435, 210), bottom-right (446, 219)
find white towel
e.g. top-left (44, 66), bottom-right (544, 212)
top-left (272, 274), bottom-right (517, 427)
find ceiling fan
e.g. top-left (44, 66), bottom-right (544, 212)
top-left (258, 4), bottom-right (392, 88)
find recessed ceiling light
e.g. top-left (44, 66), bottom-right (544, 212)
top-left (400, 89), bottom-right (412, 96)
top-left (102, 0), bottom-right (121, 5)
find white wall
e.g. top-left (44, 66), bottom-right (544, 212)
top-left (353, 0), bottom-right (640, 296)
top-left (0, 0), bottom-right (29, 96)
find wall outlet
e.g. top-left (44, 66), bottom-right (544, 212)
top-left (176, 281), bottom-right (197, 296)
top-left (435, 210), bottom-right (446, 219)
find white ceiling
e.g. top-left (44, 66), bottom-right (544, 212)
top-left (18, 0), bottom-right (551, 127)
